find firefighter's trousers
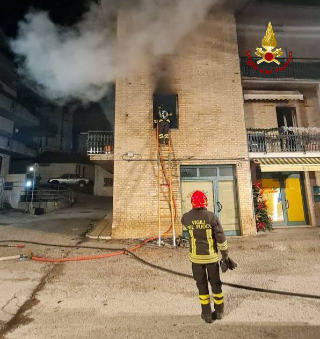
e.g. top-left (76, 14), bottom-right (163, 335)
top-left (192, 262), bottom-right (224, 314)
top-left (158, 121), bottom-right (169, 144)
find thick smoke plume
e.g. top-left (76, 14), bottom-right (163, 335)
top-left (11, 0), bottom-right (220, 103)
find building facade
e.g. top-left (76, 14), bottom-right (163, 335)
top-left (0, 28), bottom-right (38, 180)
top-left (88, 1), bottom-right (320, 238)
top-left (239, 3), bottom-right (320, 228)
top-left (0, 28), bottom-right (75, 208)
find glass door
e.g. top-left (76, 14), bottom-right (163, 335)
top-left (180, 165), bottom-right (240, 236)
top-left (284, 177), bottom-right (306, 224)
top-left (260, 174), bottom-right (307, 226)
top-left (261, 178), bottom-right (285, 225)
top-left (216, 180), bottom-right (240, 233)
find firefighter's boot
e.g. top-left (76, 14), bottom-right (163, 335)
top-left (200, 304), bottom-right (212, 324)
top-left (212, 301), bottom-right (224, 320)
top-left (158, 134), bottom-right (164, 145)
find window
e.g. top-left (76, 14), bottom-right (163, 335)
top-left (313, 186), bottom-right (320, 203)
top-left (219, 167), bottom-right (233, 177)
top-left (104, 178), bottom-right (113, 187)
top-left (60, 174), bottom-right (69, 179)
top-left (181, 168), bottom-right (197, 178)
top-left (181, 166), bottom-right (235, 179)
top-left (276, 107), bottom-right (297, 129)
top-left (153, 93), bottom-right (178, 129)
top-left (0, 156), bottom-right (2, 175)
top-left (199, 168), bottom-right (217, 177)
top-left (4, 182), bottom-right (13, 190)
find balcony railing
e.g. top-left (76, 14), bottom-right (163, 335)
top-left (86, 131), bottom-right (114, 155)
top-left (0, 136), bottom-right (37, 157)
top-left (0, 93), bottom-right (40, 127)
top-left (247, 129), bottom-right (320, 153)
top-left (240, 57), bottom-right (320, 80)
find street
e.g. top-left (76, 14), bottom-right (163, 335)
top-left (0, 201), bottom-right (319, 339)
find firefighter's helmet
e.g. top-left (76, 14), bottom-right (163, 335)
top-left (191, 191), bottom-right (208, 209)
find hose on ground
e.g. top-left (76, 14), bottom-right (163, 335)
top-left (0, 240), bottom-right (125, 251)
top-left (31, 238), bottom-right (156, 263)
top-left (125, 250), bottom-right (320, 301)
top-left (1, 239), bottom-right (320, 300)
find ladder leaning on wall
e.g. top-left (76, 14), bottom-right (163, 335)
top-left (156, 124), bottom-right (177, 247)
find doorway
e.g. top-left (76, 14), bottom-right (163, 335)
top-left (276, 107), bottom-right (296, 129)
top-left (180, 165), bottom-right (240, 236)
top-left (260, 173), bottom-right (308, 226)
top-left (276, 107), bottom-right (297, 151)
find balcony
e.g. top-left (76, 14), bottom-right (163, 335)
top-left (247, 128), bottom-right (320, 156)
top-left (86, 132), bottom-right (114, 171)
top-left (0, 136), bottom-right (37, 157)
top-left (0, 92), bottom-right (40, 127)
top-left (240, 57), bottom-right (320, 81)
top-left (87, 131), bottom-right (114, 155)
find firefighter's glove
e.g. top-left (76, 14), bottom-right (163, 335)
top-left (220, 257), bottom-right (237, 273)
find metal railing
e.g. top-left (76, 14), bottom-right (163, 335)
top-left (240, 57), bottom-right (320, 80)
top-left (1, 181), bottom-right (75, 206)
top-left (86, 131), bottom-right (114, 155)
top-left (247, 129), bottom-right (320, 153)
top-left (23, 187), bottom-right (75, 203)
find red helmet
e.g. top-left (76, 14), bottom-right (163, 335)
top-left (191, 191), bottom-right (208, 209)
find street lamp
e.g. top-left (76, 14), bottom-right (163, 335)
top-left (28, 163), bottom-right (38, 212)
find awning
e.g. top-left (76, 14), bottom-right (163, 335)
top-left (244, 90), bottom-right (304, 101)
top-left (253, 157), bottom-right (320, 172)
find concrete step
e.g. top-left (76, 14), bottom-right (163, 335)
top-left (86, 217), bottom-right (112, 240)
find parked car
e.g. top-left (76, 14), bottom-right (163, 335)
top-left (48, 174), bottom-right (90, 188)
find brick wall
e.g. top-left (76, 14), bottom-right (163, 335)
top-left (112, 10), bottom-right (256, 239)
top-left (244, 102), bottom-right (278, 129)
top-left (244, 89), bottom-right (320, 129)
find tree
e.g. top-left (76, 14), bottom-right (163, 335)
top-left (252, 182), bottom-right (273, 232)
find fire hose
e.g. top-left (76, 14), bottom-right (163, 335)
top-left (0, 239), bottom-right (320, 300)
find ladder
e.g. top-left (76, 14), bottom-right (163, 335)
top-left (156, 124), bottom-right (177, 247)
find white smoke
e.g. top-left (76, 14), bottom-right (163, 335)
top-left (11, 0), bottom-right (221, 103)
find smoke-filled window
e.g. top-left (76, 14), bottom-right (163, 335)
top-left (153, 94), bottom-right (178, 129)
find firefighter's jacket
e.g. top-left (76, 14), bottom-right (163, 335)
top-left (157, 109), bottom-right (172, 124)
top-left (181, 208), bottom-right (228, 264)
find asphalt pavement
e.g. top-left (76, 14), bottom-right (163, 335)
top-left (0, 203), bottom-right (319, 339)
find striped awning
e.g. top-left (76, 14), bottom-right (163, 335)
top-left (244, 90), bottom-right (304, 101)
top-left (254, 157), bottom-right (320, 172)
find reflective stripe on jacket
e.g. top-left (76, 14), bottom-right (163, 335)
top-left (181, 208), bottom-right (228, 264)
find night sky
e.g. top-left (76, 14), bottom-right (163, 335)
top-left (1, 0), bottom-right (320, 38)
top-left (0, 0), bottom-right (91, 37)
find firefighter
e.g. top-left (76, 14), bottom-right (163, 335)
top-left (181, 190), bottom-right (237, 323)
top-left (154, 104), bottom-right (172, 145)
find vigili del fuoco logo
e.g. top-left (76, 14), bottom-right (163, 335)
top-left (245, 22), bottom-right (293, 75)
